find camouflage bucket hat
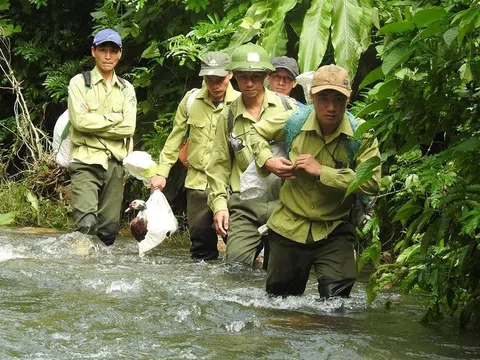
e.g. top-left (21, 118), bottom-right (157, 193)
top-left (226, 43), bottom-right (275, 72)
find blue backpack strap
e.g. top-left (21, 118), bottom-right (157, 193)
top-left (284, 104), bottom-right (314, 159)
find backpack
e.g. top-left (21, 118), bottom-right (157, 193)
top-left (178, 88), bottom-right (201, 168)
top-left (53, 71), bottom-right (127, 168)
top-left (237, 94), bottom-right (293, 201)
top-left (283, 104), bottom-right (375, 227)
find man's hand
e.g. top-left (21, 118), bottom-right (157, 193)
top-left (213, 210), bottom-right (229, 238)
top-left (150, 175), bottom-right (167, 192)
top-left (265, 157), bottom-right (296, 180)
top-left (294, 154), bottom-right (321, 177)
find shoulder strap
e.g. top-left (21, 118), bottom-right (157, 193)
top-left (277, 93), bottom-right (292, 111)
top-left (82, 71), bottom-right (91, 89)
top-left (344, 111), bottom-right (361, 170)
top-left (186, 88), bottom-right (201, 117)
top-left (227, 107), bottom-right (235, 136)
top-left (60, 121), bottom-right (72, 142)
top-left (284, 104), bottom-right (314, 159)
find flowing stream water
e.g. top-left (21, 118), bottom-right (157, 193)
top-left (1, 228), bottom-right (479, 360)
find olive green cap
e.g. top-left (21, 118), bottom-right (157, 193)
top-left (199, 52), bottom-right (230, 77)
top-left (226, 43), bottom-right (275, 72)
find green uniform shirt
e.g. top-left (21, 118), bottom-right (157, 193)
top-left (68, 66), bottom-right (137, 170)
top-left (156, 84), bottom-right (239, 190)
top-left (250, 110), bottom-right (381, 244)
top-left (206, 88), bottom-right (298, 214)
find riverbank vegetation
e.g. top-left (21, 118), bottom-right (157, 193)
top-left (0, 0), bottom-right (478, 328)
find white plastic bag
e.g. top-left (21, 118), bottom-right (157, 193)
top-left (240, 142), bottom-right (286, 200)
top-left (123, 151), bottom-right (158, 187)
top-left (138, 189), bottom-right (178, 256)
top-left (52, 110), bottom-right (72, 168)
top-left (296, 71), bottom-right (314, 104)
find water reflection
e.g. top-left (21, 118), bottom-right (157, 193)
top-left (0, 228), bottom-right (479, 360)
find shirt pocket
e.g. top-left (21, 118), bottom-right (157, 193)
top-left (112, 102), bottom-right (123, 113)
top-left (187, 116), bottom-right (206, 143)
top-left (86, 101), bottom-right (99, 113)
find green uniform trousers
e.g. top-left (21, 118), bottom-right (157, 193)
top-left (186, 188), bottom-right (218, 260)
top-left (225, 192), bottom-right (278, 266)
top-left (266, 221), bottom-right (357, 298)
top-left (69, 159), bottom-right (124, 245)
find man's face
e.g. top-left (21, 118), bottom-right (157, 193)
top-left (312, 90), bottom-right (348, 131)
top-left (267, 68), bottom-right (296, 96)
top-left (234, 71), bottom-right (267, 99)
top-left (91, 43), bottom-right (122, 75)
top-left (204, 73), bottom-right (232, 101)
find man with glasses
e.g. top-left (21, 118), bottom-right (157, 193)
top-left (267, 56), bottom-right (301, 102)
top-left (206, 43), bottom-right (298, 267)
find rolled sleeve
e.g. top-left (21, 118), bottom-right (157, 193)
top-left (206, 110), bottom-right (232, 213)
top-left (155, 92), bottom-right (190, 177)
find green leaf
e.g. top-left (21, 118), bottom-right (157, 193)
top-left (345, 156), bottom-right (381, 197)
top-left (0, 0), bottom-right (9, 11)
top-left (378, 21), bottom-right (414, 34)
top-left (393, 202), bottom-right (423, 224)
top-left (90, 11), bottom-right (107, 20)
top-left (259, 0), bottom-right (297, 58)
top-left (453, 138), bottom-right (480, 153)
top-left (358, 0), bottom-right (373, 51)
top-left (356, 99), bottom-right (389, 118)
top-left (141, 42), bottom-right (160, 59)
top-left (298, 0), bottom-right (333, 72)
top-left (411, 21), bottom-right (444, 44)
top-left (26, 191), bottom-right (39, 214)
top-left (359, 66), bottom-right (384, 89)
top-left (382, 47), bottom-right (414, 75)
top-left (331, 0), bottom-right (363, 77)
top-left (443, 28), bottom-right (458, 47)
top-left (0, 212), bottom-right (15, 226)
top-left (228, 2), bottom-right (264, 51)
top-left (396, 244), bottom-right (421, 265)
top-left (358, 241), bottom-right (381, 272)
top-left (376, 79), bottom-right (401, 100)
top-left (459, 63), bottom-right (473, 82)
top-left (412, 7), bottom-right (446, 28)
top-left (354, 116), bottom-right (385, 138)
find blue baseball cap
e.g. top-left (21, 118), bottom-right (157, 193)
top-left (93, 29), bottom-right (122, 48)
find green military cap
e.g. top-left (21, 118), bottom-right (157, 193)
top-left (199, 52), bottom-right (230, 76)
top-left (226, 43), bottom-right (275, 72)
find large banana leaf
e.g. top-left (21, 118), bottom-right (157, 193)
top-left (259, 0), bottom-right (298, 58)
top-left (358, 0), bottom-right (373, 51)
top-left (331, 0), bottom-right (363, 77)
top-left (298, 0), bottom-right (333, 72)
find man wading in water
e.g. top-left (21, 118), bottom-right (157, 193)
top-left (250, 64), bottom-right (381, 297)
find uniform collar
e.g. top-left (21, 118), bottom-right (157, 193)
top-left (91, 66), bottom-right (124, 88)
top-left (197, 83), bottom-right (237, 108)
top-left (236, 87), bottom-right (281, 121)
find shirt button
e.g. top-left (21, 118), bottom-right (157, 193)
top-left (311, 205), bottom-right (314, 209)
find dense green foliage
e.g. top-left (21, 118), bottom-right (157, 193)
top-left (353, 1), bottom-right (480, 328)
top-left (0, 0), bottom-right (479, 328)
